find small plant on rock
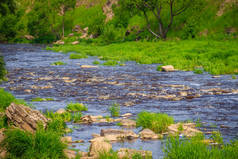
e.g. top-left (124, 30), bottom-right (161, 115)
top-left (66, 102), bottom-right (88, 112)
top-left (108, 103), bottom-right (120, 117)
top-left (51, 61), bottom-right (66, 66)
top-left (70, 53), bottom-right (88, 59)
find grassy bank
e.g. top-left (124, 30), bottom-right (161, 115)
top-left (49, 40), bottom-right (238, 75)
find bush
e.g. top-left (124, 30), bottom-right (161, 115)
top-left (0, 88), bottom-right (15, 112)
top-left (108, 103), bottom-right (120, 117)
top-left (66, 102), bottom-right (88, 112)
top-left (136, 112), bottom-right (174, 133)
top-left (1, 128), bottom-right (66, 159)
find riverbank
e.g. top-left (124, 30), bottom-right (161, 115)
top-left (49, 40), bottom-right (238, 75)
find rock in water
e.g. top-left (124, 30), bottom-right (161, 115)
top-left (5, 103), bottom-right (49, 133)
top-left (89, 141), bottom-right (112, 157)
top-left (161, 65), bottom-right (175, 72)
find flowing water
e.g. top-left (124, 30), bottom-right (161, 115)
top-left (0, 44), bottom-right (238, 158)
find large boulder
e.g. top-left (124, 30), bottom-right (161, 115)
top-left (161, 65), bottom-right (175, 72)
top-left (89, 141), bottom-right (112, 157)
top-left (5, 103), bottom-right (49, 133)
top-left (120, 119), bottom-right (136, 127)
top-left (139, 129), bottom-right (161, 140)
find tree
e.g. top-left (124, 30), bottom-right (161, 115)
top-left (123, 0), bottom-right (193, 39)
top-left (52, 0), bottom-right (76, 37)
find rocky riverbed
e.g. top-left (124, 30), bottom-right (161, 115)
top-left (0, 44), bottom-right (238, 158)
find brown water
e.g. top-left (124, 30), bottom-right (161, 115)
top-left (0, 44), bottom-right (238, 158)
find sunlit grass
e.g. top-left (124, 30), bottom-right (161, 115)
top-left (49, 40), bottom-right (238, 75)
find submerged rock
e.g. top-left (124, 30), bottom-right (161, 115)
top-left (5, 103), bottom-right (49, 133)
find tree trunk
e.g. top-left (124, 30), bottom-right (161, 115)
top-left (62, 16), bottom-right (65, 38)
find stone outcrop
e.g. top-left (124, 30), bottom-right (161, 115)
top-left (168, 123), bottom-right (202, 137)
top-left (117, 148), bottom-right (152, 159)
top-left (139, 129), bottom-right (161, 140)
top-left (54, 40), bottom-right (64, 45)
top-left (5, 103), bottom-right (49, 133)
top-left (24, 35), bottom-right (35, 40)
top-left (55, 108), bottom-right (66, 114)
top-left (101, 129), bottom-right (139, 140)
top-left (72, 41), bottom-right (79, 45)
top-left (161, 65), bottom-right (175, 72)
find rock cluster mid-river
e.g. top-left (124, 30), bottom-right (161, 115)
top-left (0, 44), bottom-right (238, 158)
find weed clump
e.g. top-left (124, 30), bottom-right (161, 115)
top-left (45, 111), bottom-right (82, 123)
top-left (93, 60), bottom-right (100, 65)
top-left (136, 112), bottom-right (174, 133)
top-left (69, 53), bottom-right (88, 59)
top-left (108, 103), bottom-right (120, 117)
top-left (66, 102), bottom-right (88, 112)
top-left (0, 88), bottom-right (15, 112)
top-left (31, 97), bottom-right (54, 102)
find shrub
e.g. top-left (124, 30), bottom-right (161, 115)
top-left (69, 53), bottom-right (88, 59)
top-left (1, 128), bottom-right (66, 159)
top-left (108, 103), bottom-right (120, 117)
top-left (66, 102), bottom-right (88, 112)
top-left (136, 112), bottom-right (174, 133)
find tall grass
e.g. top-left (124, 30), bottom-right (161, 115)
top-left (1, 128), bottom-right (67, 159)
top-left (136, 112), bottom-right (174, 133)
top-left (164, 134), bottom-right (238, 159)
top-left (0, 88), bottom-right (15, 112)
top-left (108, 103), bottom-right (120, 117)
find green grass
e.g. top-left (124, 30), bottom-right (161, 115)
top-left (31, 97), bottom-right (54, 102)
top-left (103, 60), bottom-right (119, 66)
top-left (51, 61), bottom-right (66, 66)
top-left (1, 128), bottom-right (67, 159)
top-left (66, 102), bottom-right (88, 112)
top-left (69, 53), bottom-right (88, 59)
top-left (50, 40), bottom-right (238, 75)
top-left (108, 103), bottom-right (120, 117)
top-left (164, 134), bottom-right (238, 159)
top-left (136, 112), bottom-right (174, 133)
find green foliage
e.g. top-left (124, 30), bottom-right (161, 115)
top-left (66, 102), bottom-right (88, 112)
top-left (194, 68), bottom-right (203, 74)
top-left (51, 61), bottom-right (66, 66)
top-left (164, 135), bottom-right (238, 159)
top-left (210, 131), bottom-right (223, 145)
top-left (1, 128), bottom-right (66, 159)
top-left (108, 103), bottom-right (120, 117)
top-left (69, 53), bottom-right (88, 59)
top-left (47, 118), bottom-right (66, 135)
top-left (136, 111), bottom-right (174, 133)
top-left (31, 97), bottom-right (54, 102)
